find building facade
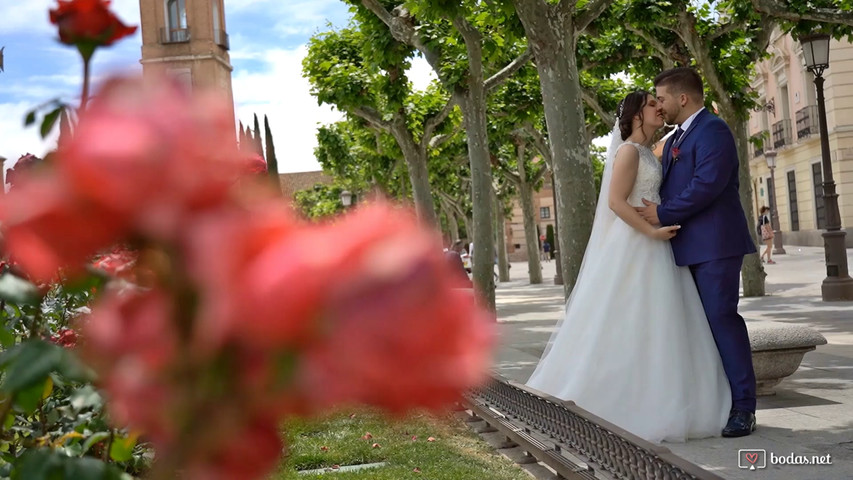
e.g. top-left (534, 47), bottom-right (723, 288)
top-left (138, 0), bottom-right (235, 128)
top-left (748, 29), bottom-right (853, 246)
top-left (506, 176), bottom-right (555, 262)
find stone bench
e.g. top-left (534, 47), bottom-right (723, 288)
top-left (748, 323), bottom-right (827, 396)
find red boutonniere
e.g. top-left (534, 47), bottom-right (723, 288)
top-left (672, 147), bottom-right (681, 162)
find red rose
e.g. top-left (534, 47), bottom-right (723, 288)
top-left (49, 0), bottom-right (137, 47)
top-left (672, 147), bottom-right (680, 161)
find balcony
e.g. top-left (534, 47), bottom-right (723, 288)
top-left (160, 27), bottom-right (190, 44)
top-left (796, 105), bottom-right (819, 139)
top-left (772, 119), bottom-right (792, 149)
top-left (214, 29), bottom-right (230, 50)
top-left (751, 131), bottom-right (768, 158)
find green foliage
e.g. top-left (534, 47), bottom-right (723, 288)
top-left (294, 184), bottom-right (350, 220)
top-left (0, 271), bottom-right (150, 479)
top-left (590, 145), bottom-right (606, 196)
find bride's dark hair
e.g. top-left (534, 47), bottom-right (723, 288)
top-left (617, 90), bottom-right (651, 141)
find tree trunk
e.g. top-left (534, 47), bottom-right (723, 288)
top-left (444, 202), bottom-right (460, 243)
top-left (726, 115), bottom-right (766, 296)
top-left (516, 141), bottom-right (543, 284)
top-left (455, 17), bottom-right (496, 309)
top-left (393, 126), bottom-right (439, 227)
top-left (493, 187), bottom-right (511, 282)
top-left (513, 1), bottom-right (596, 298)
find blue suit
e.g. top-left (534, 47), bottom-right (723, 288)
top-left (658, 109), bottom-right (758, 413)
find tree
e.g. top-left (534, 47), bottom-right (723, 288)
top-left (509, 0), bottom-right (614, 298)
top-left (303, 25), bottom-right (457, 226)
top-left (264, 115), bottom-right (283, 195)
top-left (751, 0), bottom-right (853, 29)
top-left (488, 63), bottom-right (549, 284)
top-left (314, 117), bottom-right (407, 199)
top-left (353, 0), bottom-right (531, 308)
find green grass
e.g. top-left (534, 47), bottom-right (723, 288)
top-left (271, 407), bottom-right (530, 480)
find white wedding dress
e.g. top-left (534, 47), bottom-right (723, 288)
top-left (526, 141), bottom-right (731, 443)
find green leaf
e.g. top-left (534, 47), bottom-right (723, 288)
top-left (109, 433), bottom-right (138, 462)
top-left (13, 449), bottom-right (124, 480)
top-left (0, 274), bottom-right (40, 305)
top-left (13, 379), bottom-right (46, 414)
top-left (81, 432), bottom-right (110, 455)
top-left (40, 107), bottom-right (62, 139)
top-left (24, 110), bottom-right (37, 127)
top-left (0, 341), bottom-right (63, 394)
top-left (0, 328), bottom-right (16, 349)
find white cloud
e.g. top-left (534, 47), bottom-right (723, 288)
top-left (232, 46), bottom-right (342, 173)
top-left (0, 101), bottom-right (59, 167)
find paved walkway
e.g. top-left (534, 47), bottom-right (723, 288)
top-left (493, 246), bottom-right (853, 480)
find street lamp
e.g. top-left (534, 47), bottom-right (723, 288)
top-left (764, 150), bottom-right (786, 255)
top-left (799, 33), bottom-right (853, 301)
top-left (340, 190), bottom-right (353, 208)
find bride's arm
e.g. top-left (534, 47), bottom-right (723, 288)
top-left (608, 146), bottom-right (680, 241)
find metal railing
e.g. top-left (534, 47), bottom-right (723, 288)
top-left (796, 105), bottom-right (819, 139)
top-left (465, 374), bottom-right (723, 480)
top-left (772, 119), bottom-right (792, 149)
top-left (754, 144), bottom-right (765, 158)
top-left (160, 27), bottom-right (190, 44)
top-left (214, 29), bottom-right (230, 50)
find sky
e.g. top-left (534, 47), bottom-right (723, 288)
top-left (0, 0), bottom-right (435, 173)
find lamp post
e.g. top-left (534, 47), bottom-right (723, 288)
top-left (764, 150), bottom-right (786, 255)
top-left (340, 190), bottom-right (353, 208)
top-left (799, 33), bottom-right (853, 301)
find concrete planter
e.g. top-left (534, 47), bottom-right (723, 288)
top-left (747, 324), bottom-right (828, 396)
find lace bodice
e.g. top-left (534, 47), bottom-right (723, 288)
top-left (618, 142), bottom-right (661, 207)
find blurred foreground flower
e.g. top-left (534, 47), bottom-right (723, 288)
top-left (2, 74), bottom-right (494, 480)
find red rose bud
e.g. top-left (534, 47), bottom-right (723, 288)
top-left (50, 0), bottom-right (137, 47)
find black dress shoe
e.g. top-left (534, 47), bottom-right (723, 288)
top-left (722, 409), bottom-right (756, 438)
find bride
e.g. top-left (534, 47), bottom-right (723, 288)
top-left (526, 91), bottom-right (731, 443)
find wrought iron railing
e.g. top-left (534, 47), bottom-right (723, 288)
top-left (772, 119), bottom-right (792, 149)
top-left (465, 374), bottom-right (723, 480)
top-left (796, 105), bottom-right (819, 139)
top-left (160, 27), bottom-right (190, 44)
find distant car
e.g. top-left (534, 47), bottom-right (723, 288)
top-left (460, 252), bottom-right (472, 273)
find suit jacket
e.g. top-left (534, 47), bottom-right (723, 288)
top-left (658, 109), bottom-right (757, 266)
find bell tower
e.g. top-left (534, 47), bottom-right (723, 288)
top-left (138, 0), bottom-right (235, 124)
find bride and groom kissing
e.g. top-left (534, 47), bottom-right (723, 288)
top-left (527, 67), bottom-right (758, 443)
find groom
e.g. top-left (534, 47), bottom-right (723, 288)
top-left (637, 67), bottom-right (758, 437)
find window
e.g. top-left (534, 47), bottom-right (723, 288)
top-left (166, 0), bottom-right (187, 30)
top-left (540, 207), bottom-right (550, 219)
top-left (787, 171), bottom-right (799, 231)
top-left (813, 162), bottom-right (826, 229)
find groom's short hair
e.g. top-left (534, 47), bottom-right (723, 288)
top-left (654, 68), bottom-right (704, 100)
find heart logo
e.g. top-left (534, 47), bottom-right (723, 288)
top-left (745, 453), bottom-right (759, 464)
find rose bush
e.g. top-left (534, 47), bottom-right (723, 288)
top-left (0, 2), bottom-right (494, 479)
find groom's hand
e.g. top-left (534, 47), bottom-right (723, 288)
top-left (636, 199), bottom-right (660, 225)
